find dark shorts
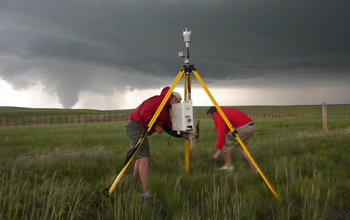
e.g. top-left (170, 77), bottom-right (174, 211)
top-left (125, 119), bottom-right (151, 159)
top-left (224, 124), bottom-right (256, 149)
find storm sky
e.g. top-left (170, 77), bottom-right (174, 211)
top-left (1, 0), bottom-right (349, 109)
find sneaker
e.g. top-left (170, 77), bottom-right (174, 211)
top-left (141, 191), bottom-right (152, 199)
top-left (218, 165), bottom-right (228, 170)
top-left (227, 166), bottom-right (235, 171)
top-left (218, 165), bottom-right (234, 171)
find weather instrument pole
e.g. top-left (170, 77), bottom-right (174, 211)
top-left (178, 28), bottom-right (279, 199)
top-left (106, 28), bottom-right (278, 200)
top-left (182, 28), bottom-right (192, 174)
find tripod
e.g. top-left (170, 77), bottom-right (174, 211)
top-left (106, 29), bottom-right (279, 199)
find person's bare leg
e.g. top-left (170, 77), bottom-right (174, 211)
top-left (133, 159), bottom-right (140, 182)
top-left (237, 148), bottom-right (256, 170)
top-left (223, 148), bottom-right (233, 167)
top-left (138, 157), bottom-right (151, 193)
top-left (190, 139), bottom-right (196, 150)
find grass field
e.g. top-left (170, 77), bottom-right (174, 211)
top-left (0, 105), bottom-right (350, 219)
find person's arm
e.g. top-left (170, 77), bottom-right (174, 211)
top-left (163, 123), bottom-right (184, 138)
top-left (213, 150), bottom-right (221, 158)
top-left (213, 118), bottom-right (226, 158)
top-left (140, 102), bottom-right (154, 125)
top-left (140, 97), bottom-right (163, 133)
top-left (154, 124), bottom-right (163, 134)
top-left (216, 119), bottom-right (226, 149)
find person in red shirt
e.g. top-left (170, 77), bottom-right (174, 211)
top-left (125, 86), bottom-right (188, 199)
top-left (207, 106), bottom-right (257, 172)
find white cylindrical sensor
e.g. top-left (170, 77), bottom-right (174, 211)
top-left (183, 28), bottom-right (191, 48)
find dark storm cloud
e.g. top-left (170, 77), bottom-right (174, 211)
top-left (0, 0), bottom-right (349, 108)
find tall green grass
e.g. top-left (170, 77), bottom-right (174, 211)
top-left (0, 113), bottom-right (349, 219)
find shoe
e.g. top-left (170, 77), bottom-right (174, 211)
top-left (218, 165), bottom-right (228, 170)
top-left (141, 191), bottom-right (152, 199)
top-left (218, 165), bottom-right (234, 171)
top-left (227, 166), bottom-right (235, 171)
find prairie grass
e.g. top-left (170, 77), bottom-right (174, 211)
top-left (0, 108), bottom-right (349, 219)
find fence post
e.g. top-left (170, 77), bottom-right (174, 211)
top-left (322, 103), bottom-right (328, 135)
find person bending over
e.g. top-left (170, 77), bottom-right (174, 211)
top-left (207, 106), bottom-right (257, 172)
top-left (125, 86), bottom-right (187, 199)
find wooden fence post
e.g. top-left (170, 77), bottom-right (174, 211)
top-left (322, 103), bottom-right (328, 135)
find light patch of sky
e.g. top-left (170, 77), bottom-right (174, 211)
top-left (1, 78), bottom-right (349, 110)
top-left (0, 79), bottom-right (61, 108)
top-left (72, 88), bottom-right (161, 110)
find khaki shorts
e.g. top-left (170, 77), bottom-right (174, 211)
top-left (223, 124), bottom-right (256, 150)
top-left (125, 119), bottom-right (150, 159)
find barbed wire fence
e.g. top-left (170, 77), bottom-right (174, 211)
top-left (1, 112), bottom-right (349, 148)
top-left (1, 112), bottom-right (349, 127)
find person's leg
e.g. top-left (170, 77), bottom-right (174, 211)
top-left (138, 157), bottom-right (151, 193)
top-left (219, 132), bottom-right (235, 170)
top-left (235, 125), bottom-right (257, 170)
top-left (126, 119), bottom-right (143, 183)
top-left (125, 120), bottom-right (152, 194)
top-left (223, 148), bottom-right (232, 167)
top-left (133, 159), bottom-right (140, 182)
top-left (237, 148), bottom-right (256, 170)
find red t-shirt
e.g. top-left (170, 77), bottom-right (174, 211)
top-left (214, 107), bottom-right (253, 150)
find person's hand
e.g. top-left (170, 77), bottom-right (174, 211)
top-left (182, 134), bottom-right (189, 139)
top-left (213, 150), bottom-right (221, 159)
top-left (154, 125), bottom-right (163, 134)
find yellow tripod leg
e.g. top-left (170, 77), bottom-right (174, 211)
top-left (193, 70), bottom-right (279, 199)
top-left (147, 70), bottom-right (185, 130)
top-left (106, 70), bottom-right (185, 197)
top-left (185, 139), bottom-right (190, 173)
top-left (107, 136), bottom-right (146, 196)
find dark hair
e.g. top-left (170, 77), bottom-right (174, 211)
top-left (206, 106), bottom-right (217, 115)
